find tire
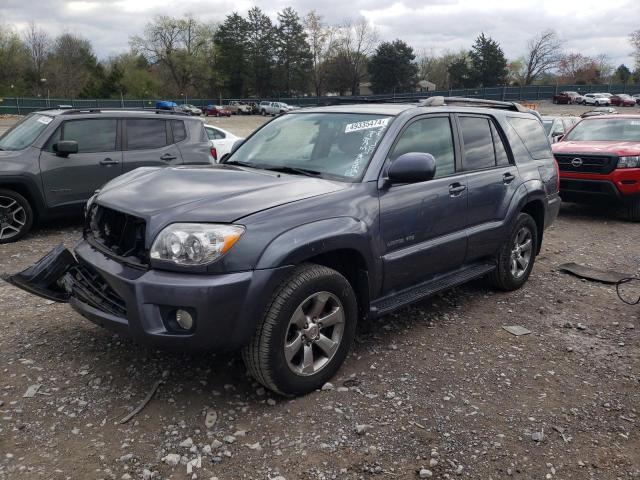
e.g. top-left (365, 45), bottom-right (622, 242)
top-left (0, 188), bottom-right (34, 244)
top-left (487, 213), bottom-right (538, 291)
top-left (582, 100), bottom-right (587, 105)
top-left (261, 110), bottom-right (266, 116)
top-left (628, 198), bottom-right (640, 222)
top-left (242, 263), bottom-right (358, 396)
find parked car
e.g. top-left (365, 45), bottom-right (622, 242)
top-left (247, 102), bottom-right (261, 114)
top-left (632, 94), bottom-right (640, 105)
top-left (5, 98), bottom-right (560, 395)
top-left (594, 92), bottom-right (613, 99)
top-left (541, 116), bottom-right (580, 143)
top-left (259, 101), bottom-right (297, 116)
top-left (227, 101), bottom-right (251, 115)
top-left (178, 104), bottom-right (203, 116)
top-left (0, 108), bottom-right (213, 243)
top-left (204, 125), bottom-right (243, 162)
top-left (581, 107), bottom-right (618, 118)
top-left (552, 91), bottom-right (583, 105)
top-left (155, 100), bottom-right (179, 111)
top-left (610, 94), bottom-right (636, 107)
top-left (203, 105), bottom-right (231, 117)
top-left (552, 114), bottom-right (640, 220)
top-left (582, 93), bottom-right (611, 106)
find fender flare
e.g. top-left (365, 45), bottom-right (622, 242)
top-left (0, 175), bottom-right (47, 219)
top-left (255, 217), bottom-right (379, 280)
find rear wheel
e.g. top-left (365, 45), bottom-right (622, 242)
top-left (628, 198), bottom-right (640, 222)
top-left (242, 264), bottom-right (358, 396)
top-left (487, 213), bottom-right (538, 291)
top-left (0, 189), bottom-right (33, 244)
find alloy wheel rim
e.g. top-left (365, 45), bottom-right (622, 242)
top-left (284, 291), bottom-right (345, 376)
top-left (0, 195), bottom-right (26, 240)
top-left (510, 226), bottom-right (533, 279)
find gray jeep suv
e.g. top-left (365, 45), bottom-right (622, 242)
top-left (6, 98), bottom-right (560, 396)
top-left (0, 108), bottom-right (212, 243)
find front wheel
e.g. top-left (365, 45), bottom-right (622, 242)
top-left (487, 213), bottom-right (538, 291)
top-left (0, 189), bottom-right (34, 244)
top-left (628, 197), bottom-right (640, 222)
top-left (242, 264), bottom-right (358, 396)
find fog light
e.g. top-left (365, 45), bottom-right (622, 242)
top-left (175, 309), bottom-right (194, 330)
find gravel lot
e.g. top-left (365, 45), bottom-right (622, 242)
top-left (1, 104), bottom-right (639, 480)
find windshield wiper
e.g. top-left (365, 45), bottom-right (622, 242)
top-left (224, 160), bottom-right (254, 167)
top-left (262, 166), bottom-right (322, 177)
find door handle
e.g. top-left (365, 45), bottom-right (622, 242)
top-left (100, 158), bottom-right (119, 166)
top-left (448, 183), bottom-right (467, 196)
top-left (503, 172), bottom-right (516, 184)
top-left (160, 153), bottom-right (177, 161)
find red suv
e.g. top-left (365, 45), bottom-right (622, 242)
top-left (552, 115), bottom-right (640, 220)
top-left (552, 91), bottom-right (582, 105)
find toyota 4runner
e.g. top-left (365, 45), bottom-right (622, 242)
top-left (0, 108), bottom-right (212, 242)
top-left (4, 98), bottom-right (560, 396)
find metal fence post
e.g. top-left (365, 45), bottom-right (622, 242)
top-left (16, 97), bottom-right (21, 115)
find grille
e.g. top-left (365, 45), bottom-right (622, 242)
top-left (67, 262), bottom-right (127, 318)
top-left (554, 154), bottom-right (618, 174)
top-left (87, 205), bottom-right (147, 264)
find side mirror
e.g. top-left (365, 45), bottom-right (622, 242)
top-left (53, 140), bottom-right (78, 157)
top-left (551, 134), bottom-right (564, 142)
top-left (388, 152), bottom-right (437, 184)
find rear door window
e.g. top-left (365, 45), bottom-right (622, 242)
top-left (490, 122), bottom-right (510, 166)
top-left (126, 119), bottom-right (168, 150)
top-left (459, 116), bottom-right (495, 170)
top-left (61, 119), bottom-right (117, 153)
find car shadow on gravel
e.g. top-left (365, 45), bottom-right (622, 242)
top-left (558, 202), bottom-right (629, 221)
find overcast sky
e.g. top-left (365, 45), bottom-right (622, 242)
top-left (2, 0), bottom-right (639, 67)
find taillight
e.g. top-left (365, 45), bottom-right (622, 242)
top-left (210, 147), bottom-right (217, 161)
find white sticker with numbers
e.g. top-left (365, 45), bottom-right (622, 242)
top-left (345, 118), bottom-right (389, 133)
top-left (36, 115), bottom-right (52, 125)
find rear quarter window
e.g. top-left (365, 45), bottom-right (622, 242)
top-left (506, 116), bottom-right (551, 160)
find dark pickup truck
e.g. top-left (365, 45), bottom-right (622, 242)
top-left (5, 97), bottom-right (560, 396)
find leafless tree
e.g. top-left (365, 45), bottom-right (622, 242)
top-left (47, 33), bottom-right (96, 97)
top-left (23, 22), bottom-right (50, 95)
top-left (335, 18), bottom-right (378, 95)
top-left (304, 11), bottom-right (336, 96)
top-left (631, 30), bottom-right (640, 69)
top-left (521, 30), bottom-right (561, 85)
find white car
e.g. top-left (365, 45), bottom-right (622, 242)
top-left (259, 101), bottom-right (298, 116)
top-left (582, 93), bottom-right (610, 106)
top-left (204, 125), bottom-right (243, 163)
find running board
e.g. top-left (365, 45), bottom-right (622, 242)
top-left (370, 262), bottom-right (495, 318)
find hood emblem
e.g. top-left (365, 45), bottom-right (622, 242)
top-left (571, 158), bottom-right (583, 167)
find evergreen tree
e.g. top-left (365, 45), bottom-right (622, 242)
top-left (447, 55), bottom-right (472, 88)
top-left (368, 39), bottom-right (417, 94)
top-left (468, 33), bottom-right (507, 86)
top-left (275, 7), bottom-right (312, 96)
top-left (246, 7), bottom-right (276, 97)
top-left (214, 13), bottom-right (250, 97)
top-left (613, 64), bottom-right (631, 85)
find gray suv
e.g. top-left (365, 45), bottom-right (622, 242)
top-left (0, 108), bottom-right (212, 243)
top-left (6, 98), bottom-right (560, 396)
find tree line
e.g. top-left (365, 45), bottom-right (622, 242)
top-left (1, 12), bottom-right (639, 100)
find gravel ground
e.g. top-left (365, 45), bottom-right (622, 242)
top-left (1, 104), bottom-right (639, 480)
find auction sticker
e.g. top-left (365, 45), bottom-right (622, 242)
top-left (36, 115), bottom-right (53, 125)
top-left (345, 118), bottom-right (389, 133)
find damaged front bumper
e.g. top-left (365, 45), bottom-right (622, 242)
top-left (3, 241), bottom-right (292, 351)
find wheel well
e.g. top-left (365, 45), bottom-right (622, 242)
top-left (305, 249), bottom-right (370, 319)
top-left (521, 200), bottom-right (544, 254)
top-left (0, 183), bottom-right (39, 222)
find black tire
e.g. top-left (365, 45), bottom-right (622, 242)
top-left (261, 109), bottom-right (266, 116)
top-left (0, 188), bottom-right (34, 244)
top-left (242, 263), bottom-right (358, 396)
top-left (628, 198), bottom-right (640, 222)
top-left (487, 213), bottom-right (538, 291)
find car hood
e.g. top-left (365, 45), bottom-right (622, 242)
top-left (95, 165), bottom-right (347, 232)
top-left (553, 141), bottom-right (640, 157)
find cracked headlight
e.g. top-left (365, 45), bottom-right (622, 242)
top-left (618, 156), bottom-right (640, 169)
top-left (150, 223), bottom-right (245, 266)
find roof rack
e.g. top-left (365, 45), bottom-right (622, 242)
top-left (57, 108), bottom-right (190, 116)
top-left (419, 96), bottom-right (541, 119)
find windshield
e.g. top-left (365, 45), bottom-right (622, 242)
top-left (542, 120), bottom-right (553, 135)
top-left (226, 113), bottom-right (392, 181)
top-left (564, 118), bottom-right (640, 142)
top-left (0, 113), bottom-right (52, 151)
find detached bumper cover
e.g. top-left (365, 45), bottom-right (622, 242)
top-left (4, 241), bottom-right (292, 351)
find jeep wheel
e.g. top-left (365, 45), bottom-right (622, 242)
top-left (242, 264), bottom-right (357, 396)
top-left (628, 198), bottom-right (640, 222)
top-left (0, 189), bottom-right (33, 244)
top-left (487, 213), bottom-right (538, 291)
